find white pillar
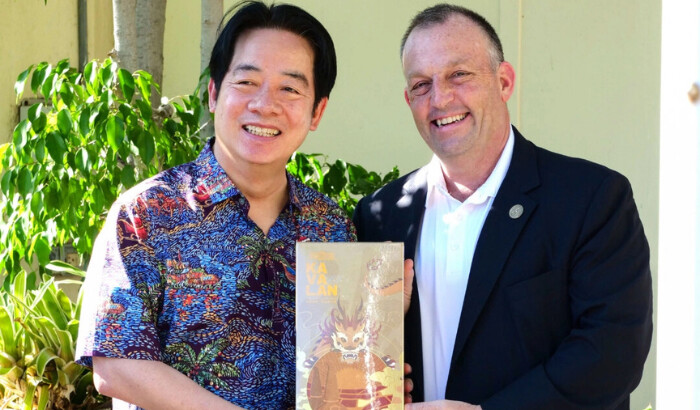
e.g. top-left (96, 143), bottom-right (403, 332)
top-left (657, 1), bottom-right (700, 408)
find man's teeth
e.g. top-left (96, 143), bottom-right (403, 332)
top-left (244, 125), bottom-right (280, 137)
top-left (435, 114), bottom-right (467, 127)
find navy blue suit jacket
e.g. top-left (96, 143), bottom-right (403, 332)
top-left (353, 129), bottom-right (653, 409)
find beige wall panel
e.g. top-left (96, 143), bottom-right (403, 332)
top-left (87, 0), bottom-right (114, 60)
top-left (162, 0), bottom-right (201, 99)
top-left (517, 2), bottom-right (660, 409)
top-left (0, 0), bottom-right (79, 144)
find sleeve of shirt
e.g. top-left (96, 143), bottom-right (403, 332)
top-left (76, 197), bottom-right (165, 366)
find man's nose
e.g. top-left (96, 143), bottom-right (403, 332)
top-left (430, 80), bottom-right (454, 109)
top-left (248, 85), bottom-right (281, 115)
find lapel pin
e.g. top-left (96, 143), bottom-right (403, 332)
top-left (509, 204), bottom-right (524, 219)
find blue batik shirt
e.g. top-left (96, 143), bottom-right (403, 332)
top-left (76, 139), bottom-right (356, 409)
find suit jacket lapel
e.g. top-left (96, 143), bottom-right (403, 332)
top-left (449, 130), bottom-right (540, 372)
top-left (392, 167), bottom-right (428, 400)
top-left (394, 166), bottom-right (428, 259)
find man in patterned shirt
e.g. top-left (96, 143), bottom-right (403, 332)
top-left (76, 2), bottom-right (355, 409)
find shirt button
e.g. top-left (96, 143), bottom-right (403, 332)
top-left (450, 243), bottom-right (459, 251)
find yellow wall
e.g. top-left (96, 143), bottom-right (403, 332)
top-left (0, 1), bottom-right (660, 407)
top-left (1, 0), bottom-right (77, 143)
top-left (0, 0), bottom-right (113, 144)
top-left (514, 3), bottom-right (660, 406)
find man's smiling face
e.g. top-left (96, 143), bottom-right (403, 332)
top-left (208, 28), bottom-right (326, 172)
top-left (402, 15), bottom-right (512, 163)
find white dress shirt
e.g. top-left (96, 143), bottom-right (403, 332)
top-left (415, 128), bottom-right (514, 401)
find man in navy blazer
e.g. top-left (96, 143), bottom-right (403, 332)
top-left (353, 4), bottom-right (653, 409)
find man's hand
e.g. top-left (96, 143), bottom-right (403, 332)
top-left (404, 259), bottom-right (414, 315)
top-left (406, 401), bottom-right (481, 410)
top-left (404, 362), bottom-right (414, 403)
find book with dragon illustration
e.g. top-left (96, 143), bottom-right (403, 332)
top-left (295, 242), bottom-right (404, 410)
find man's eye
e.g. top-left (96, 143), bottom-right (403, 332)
top-left (452, 71), bottom-right (471, 81)
top-left (410, 82), bottom-right (430, 96)
top-left (282, 86), bottom-right (300, 94)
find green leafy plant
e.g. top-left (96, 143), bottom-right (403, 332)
top-left (287, 153), bottom-right (398, 217)
top-left (0, 264), bottom-right (106, 409)
top-left (0, 59), bottom-right (207, 279)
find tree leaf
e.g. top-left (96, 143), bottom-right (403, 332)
top-left (30, 190), bottom-right (44, 217)
top-left (45, 132), bottom-right (67, 163)
top-left (44, 183), bottom-right (59, 210)
top-left (32, 112), bottom-right (48, 134)
top-left (89, 185), bottom-right (105, 215)
top-left (34, 138), bottom-right (46, 163)
top-left (30, 62), bottom-right (50, 94)
top-left (134, 98), bottom-right (152, 120)
top-left (41, 72), bottom-right (57, 99)
top-left (57, 109), bottom-right (72, 135)
top-left (135, 74), bottom-right (152, 103)
top-left (78, 108), bottom-right (91, 137)
top-left (1, 169), bottom-right (14, 197)
top-left (83, 61), bottom-right (98, 95)
top-left (14, 64), bottom-right (33, 101)
top-left (12, 120), bottom-right (31, 153)
top-left (325, 160), bottom-right (348, 195)
top-left (33, 236), bottom-right (51, 266)
top-left (139, 130), bottom-right (155, 165)
top-left (100, 60), bottom-right (115, 87)
top-left (75, 148), bottom-right (89, 176)
top-left (17, 168), bottom-right (34, 196)
top-left (105, 116), bottom-right (125, 150)
top-left (0, 142), bottom-right (9, 165)
top-left (59, 82), bottom-right (74, 107)
top-left (118, 68), bottom-right (135, 102)
top-left (121, 165), bottom-right (135, 188)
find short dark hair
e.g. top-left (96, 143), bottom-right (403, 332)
top-left (400, 4), bottom-right (504, 70)
top-left (208, 1), bottom-right (337, 112)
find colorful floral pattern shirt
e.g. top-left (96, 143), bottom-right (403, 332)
top-left (76, 139), bottom-right (356, 409)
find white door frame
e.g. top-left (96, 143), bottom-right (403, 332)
top-left (657, 1), bottom-right (700, 408)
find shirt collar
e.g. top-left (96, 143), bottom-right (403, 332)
top-left (286, 173), bottom-right (305, 210)
top-left (425, 126), bottom-right (515, 205)
top-left (192, 138), bottom-right (239, 204)
top-left (193, 138), bottom-right (304, 209)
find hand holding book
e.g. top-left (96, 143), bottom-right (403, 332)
top-left (403, 259), bottom-right (414, 316)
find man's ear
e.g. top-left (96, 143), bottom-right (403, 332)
top-left (309, 97), bottom-right (328, 131)
top-left (208, 78), bottom-right (218, 113)
top-left (498, 61), bottom-right (516, 103)
top-left (404, 89), bottom-right (411, 106)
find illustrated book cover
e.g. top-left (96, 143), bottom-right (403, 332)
top-left (295, 242), bottom-right (404, 410)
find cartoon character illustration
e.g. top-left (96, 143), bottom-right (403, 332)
top-left (305, 300), bottom-right (398, 410)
